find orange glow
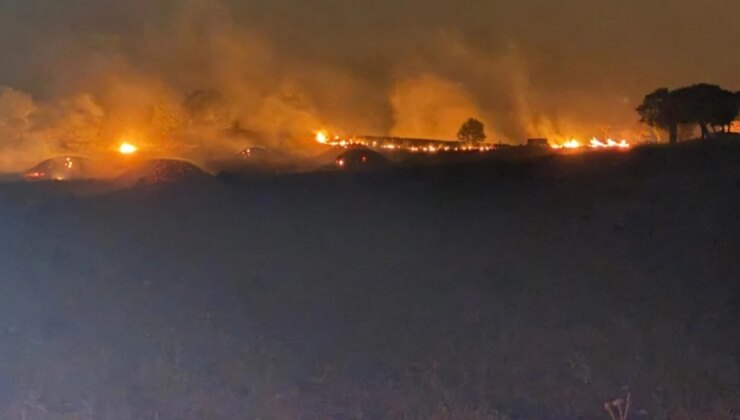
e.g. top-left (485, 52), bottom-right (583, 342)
top-left (316, 131), bottom-right (329, 144)
top-left (316, 128), bottom-right (630, 154)
top-left (118, 142), bottom-right (138, 155)
top-left (316, 131), bottom-right (494, 153)
top-left (589, 138), bottom-right (631, 149)
top-left (551, 139), bottom-right (583, 149)
top-left (551, 138), bottom-right (631, 150)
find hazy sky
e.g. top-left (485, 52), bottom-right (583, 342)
top-left (0, 0), bottom-right (737, 164)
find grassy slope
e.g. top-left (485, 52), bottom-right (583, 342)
top-left (0, 139), bottom-right (739, 419)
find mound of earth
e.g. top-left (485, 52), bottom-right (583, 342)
top-left (334, 147), bottom-right (390, 170)
top-left (24, 156), bottom-right (100, 181)
top-left (118, 159), bottom-right (210, 185)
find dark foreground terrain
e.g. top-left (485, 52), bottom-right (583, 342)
top-left (1, 140), bottom-right (739, 419)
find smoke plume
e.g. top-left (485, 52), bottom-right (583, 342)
top-left (0, 0), bottom-right (737, 170)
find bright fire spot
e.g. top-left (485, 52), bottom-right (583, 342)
top-left (552, 139), bottom-right (583, 149)
top-left (316, 131), bottom-right (494, 153)
top-left (589, 138), bottom-right (631, 149)
top-left (316, 131), bottom-right (329, 144)
top-left (552, 138), bottom-right (631, 150)
top-left (119, 142), bottom-right (138, 155)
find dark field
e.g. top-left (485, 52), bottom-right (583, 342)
top-left (1, 140), bottom-right (739, 419)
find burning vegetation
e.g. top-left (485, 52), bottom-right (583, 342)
top-left (8, 82), bottom-right (737, 183)
top-left (551, 138), bottom-right (631, 150)
top-left (315, 131), bottom-right (495, 153)
top-left (118, 142), bottom-right (139, 155)
top-left (316, 130), bottom-right (631, 155)
top-left (0, 0), bottom-right (738, 417)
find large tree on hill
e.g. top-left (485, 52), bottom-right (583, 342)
top-left (713, 89), bottom-right (739, 133)
top-left (637, 84), bottom-right (739, 143)
top-left (636, 88), bottom-right (680, 144)
top-left (671, 84), bottom-right (738, 138)
top-left (457, 118), bottom-right (486, 144)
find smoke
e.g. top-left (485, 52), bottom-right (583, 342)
top-left (0, 88), bottom-right (45, 171)
top-left (0, 0), bottom-right (737, 171)
top-left (389, 74), bottom-right (494, 140)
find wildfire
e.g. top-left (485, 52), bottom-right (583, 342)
top-left (315, 131), bottom-right (494, 153)
top-left (316, 130), bottom-right (629, 154)
top-left (551, 139), bottom-right (584, 149)
top-left (316, 131), bottom-right (329, 144)
top-left (589, 138), bottom-right (630, 149)
top-left (551, 138), bottom-right (631, 150)
top-left (118, 142), bottom-right (139, 155)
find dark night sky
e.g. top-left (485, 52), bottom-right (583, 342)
top-left (0, 0), bottom-right (737, 166)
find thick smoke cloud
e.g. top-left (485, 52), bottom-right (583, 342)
top-left (0, 0), bottom-right (737, 170)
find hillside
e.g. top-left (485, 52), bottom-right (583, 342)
top-left (0, 139), bottom-right (739, 419)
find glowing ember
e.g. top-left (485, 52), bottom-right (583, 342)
top-left (119, 142), bottom-right (138, 155)
top-left (25, 171), bottom-right (45, 179)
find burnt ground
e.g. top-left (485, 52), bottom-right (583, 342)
top-left (0, 139), bottom-right (739, 419)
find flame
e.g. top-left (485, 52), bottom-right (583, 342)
top-left (317, 129), bottom-right (629, 154)
top-left (316, 131), bottom-right (329, 144)
top-left (551, 139), bottom-right (583, 149)
top-left (315, 131), bottom-right (494, 153)
top-left (118, 142), bottom-right (139, 155)
top-left (589, 138), bottom-right (630, 149)
top-left (25, 171), bottom-right (45, 179)
top-left (551, 138), bottom-right (631, 150)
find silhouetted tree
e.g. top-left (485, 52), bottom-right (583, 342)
top-left (671, 84), bottom-right (737, 138)
top-left (637, 84), bottom-right (739, 143)
top-left (457, 118), bottom-right (486, 144)
top-left (712, 89), bottom-right (739, 133)
top-left (636, 88), bottom-right (679, 144)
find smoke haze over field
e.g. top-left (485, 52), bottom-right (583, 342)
top-left (0, 0), bottom-right (738, 170)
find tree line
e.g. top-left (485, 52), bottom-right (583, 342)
top-left (637, 84), bottom-right (739, 144)
top-left (453, 83), bottom-right (740, 146)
